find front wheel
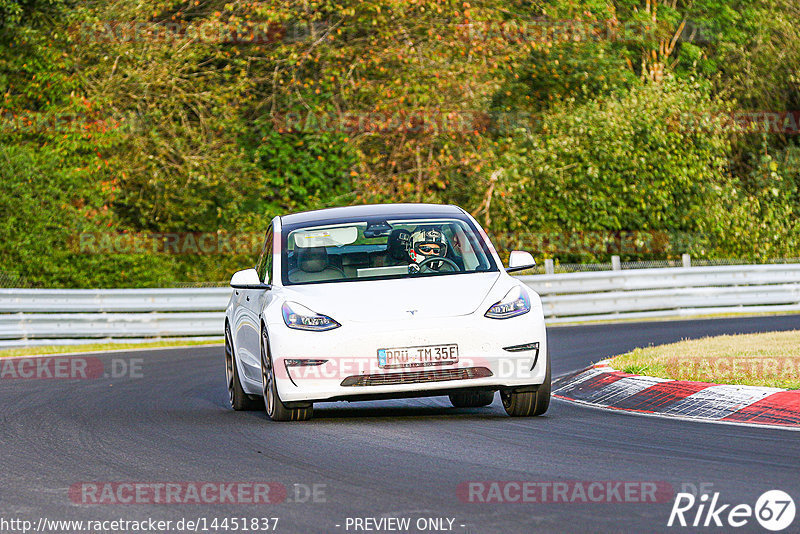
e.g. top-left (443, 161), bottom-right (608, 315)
top-left (260, 325), bottom-right (313, 422)
top-left (501, 351), bottom-right (551, 417)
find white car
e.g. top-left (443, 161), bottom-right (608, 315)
top-left (224, 203), bottom-right (549, 421)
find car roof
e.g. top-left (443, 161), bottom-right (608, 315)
top-left (279, 203), bottom-right (466, 226)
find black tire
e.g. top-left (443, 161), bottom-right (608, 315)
top-left (501, 350), bottom-right (551, 417)
top-left (449, 390), bottom-right (495, 408)
top-left (260, 325), bottom-right (313, 422)
top-left (225, 323), bottom-right (260, 411)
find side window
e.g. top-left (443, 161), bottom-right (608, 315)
top-left (256, 226), bottom-right (274, 283)
top-left (451, 223), bottom-right (480, 270)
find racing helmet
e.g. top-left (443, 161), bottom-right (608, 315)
top-left (408, 228), bottom-right (448, 269)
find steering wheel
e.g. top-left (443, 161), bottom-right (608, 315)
top-left (417, 256), bottom-right (461, 273)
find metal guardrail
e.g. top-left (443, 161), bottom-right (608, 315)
top-left (521, 264), bottom-right (800, 324)
top-left (521, 264), bottom-right (800, 294)
top-left (1, 264), bottom-right (799, 345)
top-left (0, 288), bottom-right (231, 313)
top-left (0, 288), bottom-right (227, 346)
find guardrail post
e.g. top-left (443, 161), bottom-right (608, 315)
top-left (682, 254), bottom-right (691, 268)
top-left (544, 259), bottom-right (555, 275)
top-left (611, 255), bottom-right (621, 271)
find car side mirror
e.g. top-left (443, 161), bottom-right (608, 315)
top-left (230, 268), bottom-right (271, 290)
top-left (506, 251), bottom-right (537, 273)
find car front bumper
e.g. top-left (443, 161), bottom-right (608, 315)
top-left (266, 312), bottom-right (547, 403)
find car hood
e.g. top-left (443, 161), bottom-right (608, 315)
top-left (281, 272), bottom-right (503, 322)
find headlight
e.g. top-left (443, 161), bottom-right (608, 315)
top-left (485, 286), bottom-right (531, 319)
top-left (281, 301), bottom-right (341, 331)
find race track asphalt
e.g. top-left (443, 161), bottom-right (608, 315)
top-left (1, 315), bottom-right (799, 533)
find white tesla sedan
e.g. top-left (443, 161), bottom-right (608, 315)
top-left (225, 204), bottom-right (549, 421)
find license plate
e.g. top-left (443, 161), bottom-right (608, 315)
top-left (377, 344), bottom-right (459, 369)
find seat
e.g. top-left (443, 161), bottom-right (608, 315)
top-left (288, 247), bottom-right (345, 283)
top-left (372, 229), bottom-right (412, 267)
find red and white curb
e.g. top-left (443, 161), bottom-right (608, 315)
top-left (553, 361), bottom-right (800, 430)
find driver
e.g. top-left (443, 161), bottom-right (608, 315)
top-left (408, 228), bottom-right (449, 271)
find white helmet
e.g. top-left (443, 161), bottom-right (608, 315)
top-left (408, 228), bottom-right (448, 269)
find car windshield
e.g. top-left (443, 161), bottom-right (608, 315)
top-left (281, 217), bottom-right (497, 285)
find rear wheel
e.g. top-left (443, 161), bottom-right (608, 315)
top-left (501, 351), bottom-right (551, 417)
top-left (260, 325), bottom-right (313, 422)
top-left (449, 391), bottom-right (495, 408)
top-left (225, 324), bottom-right (260, 411)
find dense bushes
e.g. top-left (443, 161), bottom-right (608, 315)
top-left (1, 0), bottom-right (799, 286)
top-left (489, 79), bottom-right (734, 252)
top-left (484, 79), bottom-right (800, 260)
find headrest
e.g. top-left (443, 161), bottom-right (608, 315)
top-left (297, 247), bottom-right (328, 273)
top-left (387, 229), bottom-right (411, 261)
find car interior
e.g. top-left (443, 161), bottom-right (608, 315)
top-left (286, 220), bottom-right (488, 284)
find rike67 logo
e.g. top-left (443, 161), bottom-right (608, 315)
top-left (668, 489), bottom-right (796, 531)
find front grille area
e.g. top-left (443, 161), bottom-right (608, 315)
top-left (340, 367), bottom-right (493, 387)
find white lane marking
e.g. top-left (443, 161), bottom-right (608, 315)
top-left (663, 384), bottom-right (785, 419)
top-left (588, 375), bottom-right (671, 407)
top-left (553, 396), bottom-right (800, 432)
top-left (553, 368), bottom-right (607, 392)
